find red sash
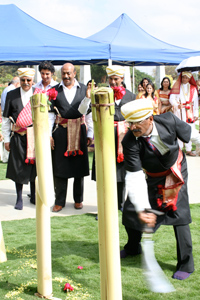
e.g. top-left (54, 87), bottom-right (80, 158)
top-left (146, 150), bottom-right (184, 212)
top-left (55, 115), bottom-right (85, 157)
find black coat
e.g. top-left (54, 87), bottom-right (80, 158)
top-left (122, 112), bottom-right (192, 231)
top-left (3, 87), bottom-right (36, 184)
top-left (50, 83), bottom-right (89, 179)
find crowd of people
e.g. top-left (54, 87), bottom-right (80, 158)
top-left (0, 63), bottom-right (200, 283)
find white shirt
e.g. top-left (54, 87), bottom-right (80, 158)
top-left (33, 79), bottom-right (58, 91)
top-left (1, 84), bottom-right (16, 111)
top-left (59, 79), bottom-right (80, 104)
top-left (50, 79), bottom-right (93, 138)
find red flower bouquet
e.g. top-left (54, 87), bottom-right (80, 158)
top-left (47, 88), bottom-right (58, 101)
top-left (111, 86), bottom-right (126, 101)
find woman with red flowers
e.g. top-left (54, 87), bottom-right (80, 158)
top-left (141, 82), bottom-right (161, 115)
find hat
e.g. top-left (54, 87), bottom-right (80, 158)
top-left (17, 68), bottom-right (35, 78)
top-left (106, 65), bottom-right (125, 77)
top-left (182, 71), bottom-right (192, 79)
top-left (121, 99), bottom-right (153, 122)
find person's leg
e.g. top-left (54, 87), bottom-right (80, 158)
top-left (172, 224), bottom-right (194, 280)
top-left (121, 226), bottom-right (142, 258)
top-left (52, 176), bottom-right (68, 211)
top-left (117, 182), bottom-right (125, 211)
top-left (185, 141), bottom-right (194, 155)
top-left (30, 181), bottom-right (35, 205)
top-left (73, 177), bottom-right (83, 209)
top-left (15, 182), bottom-right (23, 210)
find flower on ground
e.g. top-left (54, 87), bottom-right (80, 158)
top-left (77, 266), bottom-right (83, 270)
top-left (64, 282), bottom-right (74, 292)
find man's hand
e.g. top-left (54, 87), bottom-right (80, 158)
top-left (138, 212), bottom-right (157, 227)
top-left (5, 142), bottom-right (10, 152)
top-left (50, 137), bottom-right (55, 150)
top-left (178, 103), bottom-right (185, 109)
top-left (87, 137), bottom-right (93, 147)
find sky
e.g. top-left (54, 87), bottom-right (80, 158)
top-left (1, 0), bottom-right (200, 75)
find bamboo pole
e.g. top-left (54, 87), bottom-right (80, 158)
top-left (91, 87), bottom-right (122, 300)
top-left (30, 93), bottom-right (54, 298)
top-left (0, 221), bottom-right (7, 263)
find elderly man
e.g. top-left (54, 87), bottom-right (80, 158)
top-left (120, 99), bottom-right (200, 280)
top-left (169, 71), bottom-right (199, 156)
top-left (1, 77), bottom-right (20, 163)
top-left (102, 65), bottom-right (136, 210)
top-left (50, 63), bottom-right (93, 212)
top-left (34, 61), bottom-right (58, 91)
top-left (2, 68), bottom-right (36, 210)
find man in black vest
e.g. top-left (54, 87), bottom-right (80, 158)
top-left (50, 63), bottom-right (93, 212)
top-left (120, 98), bottom-right (200, 280)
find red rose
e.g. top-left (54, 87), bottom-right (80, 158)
top-left (47, 88), bottom-right (58, 101)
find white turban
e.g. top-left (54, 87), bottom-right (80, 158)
top-left (17, 68), bottom-right (35, 78)
top-left (182, 71), bottom-right (192, 79)
top-left (121, 99), bottom-right (153, 122)
top-left (106, 65), bottom-right (125, 77)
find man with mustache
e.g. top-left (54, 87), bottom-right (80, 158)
top-left (2, 68), bottom-right (36, 210)
top-left (50, 63), bottom-right (93, 212)
top-left (120, 99), bottom-right (200, 280)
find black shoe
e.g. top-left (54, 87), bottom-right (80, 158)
top-left (30, 198), bottom-right (35, 205)
top-left (27, 194), bottom-right (31, 198)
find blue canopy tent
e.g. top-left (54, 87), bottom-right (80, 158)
top-left (88, 13), bottom-right (200, 66)
top-left (0, 4), bottom-right (109, 65)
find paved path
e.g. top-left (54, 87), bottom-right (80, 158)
top-left (0, 156), bottom-right (200, 222)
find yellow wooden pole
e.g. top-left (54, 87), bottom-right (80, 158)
top-left (91, 87), bottom-right (122, 300)
top-left (0, 221), bottom-right (7, 263)
top-left (31, 93), bottom-right (54, 298)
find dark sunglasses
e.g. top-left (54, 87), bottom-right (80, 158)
top-left (20, 78), bottom-right (32, 82)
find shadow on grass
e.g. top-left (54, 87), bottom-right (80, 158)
top-left (0, 281), bottom-right (37, 298)
top-left (6, 239), bottom-right (99, 263)
top-left (157, 260), bottom-right (176, 272)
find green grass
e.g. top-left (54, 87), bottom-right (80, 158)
top-left (1, 205), bottom-right (200, 299)
top-left (0, 162), bottom-right (7, 180)
top-left (0, 153), bottom-right (93, 180)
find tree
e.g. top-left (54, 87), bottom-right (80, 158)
top-left (134, 69), bottom-right (155, 90)
top-left (91, 65), bottom-right (107, 85)
top-left (0, 65), bottom-right (24, 85)
top-left (165, 66), bottom-right (177, 80)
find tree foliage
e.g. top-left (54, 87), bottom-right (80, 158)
top-left (134, 68), bottom-right (155, 90)
top-left (91, 65), bottom-right (107, 85)
top-left (0, 65), bottom-right (23, 85)
top-left (165, 65), bottom-right (177, 80)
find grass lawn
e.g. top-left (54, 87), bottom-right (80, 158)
top-left (1, 205), bottom-right (200, 300)
top-left (0, 162), bottom-right (7, 180)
